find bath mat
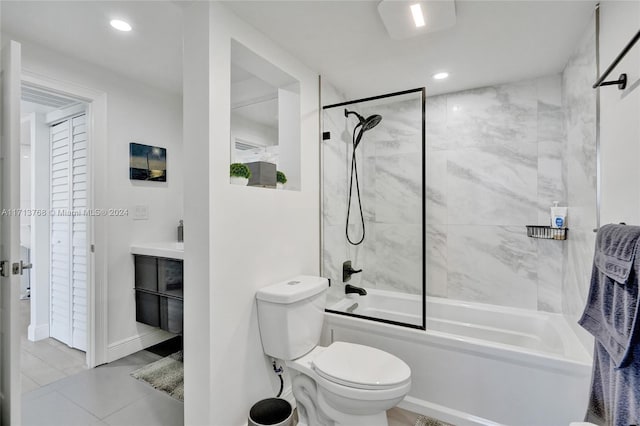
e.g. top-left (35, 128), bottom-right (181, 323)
top-left (414, 415), bottom-right (455, 426)
top-left (131, 351), bottom-right (183, 401)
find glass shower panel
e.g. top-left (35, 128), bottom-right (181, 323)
top-left (321, 89), bottom-right (425, 329)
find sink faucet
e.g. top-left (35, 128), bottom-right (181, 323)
top-left (345, 284), bottom-right (367, 296)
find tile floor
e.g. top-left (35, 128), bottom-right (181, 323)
top-left (22, 350), bottom-right (184, 426)
top-left (20, 300), bottom-right (88, 394)
top-left (19, 300), bottom-right (418, 425)
top-left (21, 350), bottom-right (418, 426)
top-left (387, 407), bottom-right (421, 425)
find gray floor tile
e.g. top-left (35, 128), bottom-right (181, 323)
top-left (22, 391), bottom-right (104, 426)
top-left (21, 373), bottom-right (39, 394)
top-left (103, 392), bottom-right (184, 426)
top-left (22, 380), bottom-right (65, 402)
top-left (31, 341), bottom-right (86, 368)
top-left (108, 351), bottom-right (162, 370)
top-left (62, 364), bottom-right (90, 376)
top-left (56, 364), bottom-right (157, 419)
top-left (20, 299), bottom-right (88, 394)
top-left (387, 407), bottom-right (420, 425)
top-left (21, 351), bottom-right (67, 386)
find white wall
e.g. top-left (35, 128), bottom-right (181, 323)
top-left (599, 1), bottom-right (640, 225)
top-left (8, 36), bottom-right (184, 360)
top-left (19, 120), bottom-right (30, 229)
top-left (560, 2), bottom-right (640, 351)
top-left (182, 2), bottom-right (213, 422)
top-left (25, 112), bottom-right (52, 340)
top-left (19, 119), bottom-right (31, 300)
top-left (183, 2), bottom-right (319, 424)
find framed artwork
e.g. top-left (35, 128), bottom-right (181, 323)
top-left (130, 142), bottom-right (167, 182)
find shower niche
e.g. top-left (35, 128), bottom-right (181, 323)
top-left (230, 39), bottom-right (301, 190)
top-left (321, 88), bottom-right (426, 329)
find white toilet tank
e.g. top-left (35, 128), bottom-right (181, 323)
top-left (256, 275), bottom-right (329, 360)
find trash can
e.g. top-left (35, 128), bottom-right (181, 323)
top-left (248, 398), bottom-right (293, 426)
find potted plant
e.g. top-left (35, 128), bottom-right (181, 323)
top-left (230, 163), bottom-right (251, 185)
top-left (276, 170), bottom-right (287, 189)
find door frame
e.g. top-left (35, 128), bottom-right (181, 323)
top-left (1, 39), bottom-right (24, 426)
top-left (22, 69), bottom-right (108, 368)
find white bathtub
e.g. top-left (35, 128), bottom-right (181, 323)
top-left (324, 290), bottom-right (593, 426)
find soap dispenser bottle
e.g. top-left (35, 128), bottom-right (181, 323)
top-left (177, 220), bottom-right (184, 242)
top-left (550, 202), bottom-right (567, 229)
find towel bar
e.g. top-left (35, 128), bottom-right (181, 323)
top-left (593, 29), bottom-right (640, 90)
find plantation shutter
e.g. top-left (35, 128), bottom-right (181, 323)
top-left (50, 114), bottom-right (87, 351)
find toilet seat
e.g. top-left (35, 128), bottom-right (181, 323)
top-left (312, 342), bottom-right (411, 390)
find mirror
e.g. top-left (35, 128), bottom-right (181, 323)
top-left (230, 39), bottom-right (301, 190)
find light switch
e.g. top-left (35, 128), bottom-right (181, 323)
top-left (134, 205), bottom-right (149, 220)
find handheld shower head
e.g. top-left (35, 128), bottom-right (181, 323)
top-left (345, 109), bottom-right (382, 132)
top-left (345, 109), bottom-right (383, 149)
top-left (362, 114), bottom-right (382, 131)
top-left (343, 108), bottom-right (382, 246)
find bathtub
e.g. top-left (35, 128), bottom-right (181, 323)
top-left (324, 289), bottom-right (593, 426)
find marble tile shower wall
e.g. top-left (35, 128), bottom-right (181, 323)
top-left (322, 95), bottom-right (423, 304)
top-left (426, 75), bottom-right (567, 312)
top-left (561, 17), bottom-right (597, 322)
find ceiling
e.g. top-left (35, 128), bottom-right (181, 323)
top-left (1, 1), bottom-right (597, 99)
top-left (1, 1), bottom-right (184, 95)
top-left (224, 0), bottom-right (597, 98)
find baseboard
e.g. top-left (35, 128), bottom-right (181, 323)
top-left (398, 395), bottom-right (504, 426)
top-left (27, 323), bottom-right (49, 342)
top-left (106, 327), bottom-right (175, 363)
top-left (241, 392), bottom-right (496, 426)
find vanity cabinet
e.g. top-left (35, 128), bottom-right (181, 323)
top-left (134, 255), bottom-right (183, 334)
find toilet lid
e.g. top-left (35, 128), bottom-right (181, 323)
top-left (312, 342), bottom-right (411, 390)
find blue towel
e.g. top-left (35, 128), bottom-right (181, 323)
top-left (579, 224), bottom-right (640, 425)
top-left (594, 224), bottom-right (640, 284)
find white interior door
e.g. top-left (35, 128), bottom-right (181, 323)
top-left (0, 39), bottom-right (23, 425)
top-left (50, 114), bottom-right (87, 351)
top-left (70, 114), bottom-right (88, 352)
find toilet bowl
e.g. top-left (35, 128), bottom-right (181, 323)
top-left (286, 343), bottom-right (411, 426)
top-left (256, 276), bottom-right (412, 426)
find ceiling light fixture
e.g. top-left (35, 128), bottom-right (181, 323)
top-left (433, 72), bottom-right (449, 80)
top-left (110, 19), bottom-right (132, 32)
top-left (378, 0), bottom-right (456, 40)
top-left (410, 4), bottom-right (426, 28)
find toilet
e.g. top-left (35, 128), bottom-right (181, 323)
top-left (256, 275), bottom-right (411, 426)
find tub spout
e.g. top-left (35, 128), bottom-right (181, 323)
top-left (345, 284), bottom-right (367, 296)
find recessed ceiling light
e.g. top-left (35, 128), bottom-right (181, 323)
top-left (410, 4), bottom-right (426, 28)
top-left (110, 19), bottom-right (132, 32)
top-left (433, 72), bottom-right (449, 80)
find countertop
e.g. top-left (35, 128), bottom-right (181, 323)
top-left (130, 242), bottom-right (184, 260)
